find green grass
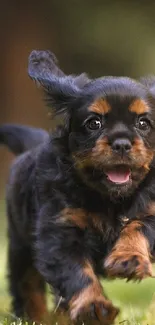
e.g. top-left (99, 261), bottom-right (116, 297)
top-left (0, 198), bottom-right (155, 324)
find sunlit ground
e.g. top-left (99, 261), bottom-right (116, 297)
top-left (0, 198), bottom-right (155, 325)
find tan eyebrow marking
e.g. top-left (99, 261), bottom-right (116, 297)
top-left (89, 99), bottom-right (111, 114)
top-left (129, 99), bottom-right (150, 114)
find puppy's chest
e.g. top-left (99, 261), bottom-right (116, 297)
top-left (64, 201), bottom-right (127, 252)
top-left (82, 208), bottom-right (130, 270)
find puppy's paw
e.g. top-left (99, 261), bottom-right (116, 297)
top-left (70, 295), bottom-right (119, 325)
top-left (104, 250), bottom-right (152, 281)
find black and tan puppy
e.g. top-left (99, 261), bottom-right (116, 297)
top-left (1, 50), bottom-right (155, 325)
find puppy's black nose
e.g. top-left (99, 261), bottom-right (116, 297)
top-left (112, 138), bottom-right (132, 154)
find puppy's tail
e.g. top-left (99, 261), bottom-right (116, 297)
top-left (0, 124), bottom-right (48, 155)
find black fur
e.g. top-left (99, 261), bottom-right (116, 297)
top-left (2, 50), bottom-right (155, 323)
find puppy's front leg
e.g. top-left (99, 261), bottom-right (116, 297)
top-left (36, 205), bottom-right (119, 324)
top-left (104, 219), bottom-right (154, 281)
top-left (69, 262), bottom-right (119, 324)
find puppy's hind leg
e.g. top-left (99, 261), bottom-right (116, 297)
top-left (8, 238), bottom-right (47, 323)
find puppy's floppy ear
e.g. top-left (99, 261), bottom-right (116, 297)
top-left (28, 50), bottom-right (65, 79)
top-left (139, 76), bottom-right (155, 114)
top-left (140, 75), bottom-right (155, 97)
top-left (28, 50), bottom-right (90, 115)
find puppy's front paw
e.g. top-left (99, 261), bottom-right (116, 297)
top-left (70, 293), bottom-right (119, 325)
top-left (104, 250), bottom-right (152, 281)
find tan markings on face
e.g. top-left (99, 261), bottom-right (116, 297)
top-left (89, 98), bottom-right (111, 114)
top-left (72, 138), bottom-right (111, 172)
top-left (73, 134), bottom-right (154, 182)
top-left (131, 138), bottom-right (154, 170)
top-left (92, 138), bottom-right (111, 161)
top-left (129, 99), bottom-right (150, 114)
top-left (92, 137), bottom-right (153, 172)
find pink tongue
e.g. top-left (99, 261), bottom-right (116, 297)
top-left (106, 169), bottom-right (130, 184)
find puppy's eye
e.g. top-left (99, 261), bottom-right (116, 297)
top-left (86, 118), bottom-right (102, 130)
top-left (137, 117), bottom-right (151, 131)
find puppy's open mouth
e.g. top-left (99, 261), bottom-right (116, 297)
top-left (105, 165), bottom-right (131, 184)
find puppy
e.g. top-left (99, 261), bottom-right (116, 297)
top-left (1, 50), bottom-right (155, 325)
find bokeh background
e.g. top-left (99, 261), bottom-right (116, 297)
top-left (1, 1), bottom-right (155, 324)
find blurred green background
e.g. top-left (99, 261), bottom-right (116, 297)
top-left (1, 1), bottom-right (155, 324)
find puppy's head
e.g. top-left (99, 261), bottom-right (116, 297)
top-left (28, 51), bottom-right (155, 198)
